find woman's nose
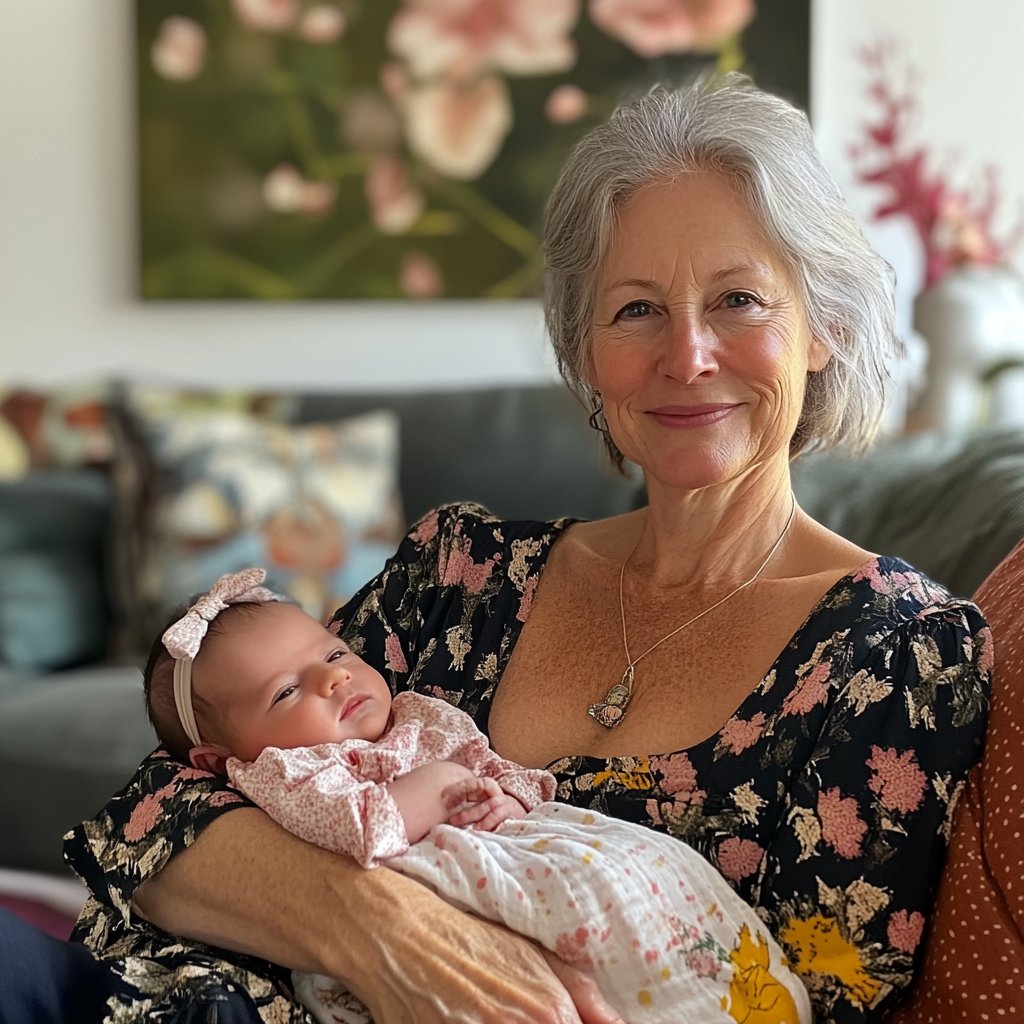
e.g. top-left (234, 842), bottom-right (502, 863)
top-left (660, 315), bottom-right (720, 383)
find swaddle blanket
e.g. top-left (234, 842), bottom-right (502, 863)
top-left (294, 802), bottom-right (810, 1024)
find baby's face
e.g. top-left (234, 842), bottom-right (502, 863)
top-left (195, 602), bottom-right (392, 763)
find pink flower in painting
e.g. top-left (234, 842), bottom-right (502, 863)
top-left (867, 746), bottom-right (928, 815)
top-left (365, 156), bottom-right (425, 235)
top-left (298, 5), bottom-right (346, 44)
top-left (718, 711), bottom-right (765, 755)
top-left (441, 534), bottom-right (497, 592)
top-left (403, 75), bottom-right (513, 180)
top-left (685, 950), bottom-right (721, 978)
top-left (545, 83), bottom-right (588, 124)
top-left (231, 0), bottom-right (298, 32)
top-left (887, 909), bottom-right (925, 954)
top-left (124, 784), bottom-right (176, 842)
top-left (151, 17), bottom-right (206, 82)
top-left (385, 632), bottom-right (409, 673)
top-left (818, 787), bottom-right (868, 859)
top-left (399, 251), bottom-right (444, 297)
top-left (851, 559), bottom-right (889, 594)
top-left (717, 837), bottom-right (764, 881)
top-left (781, 661), bottom-right (831, 717)
top-left (388, 0), bottom-right (580, 83)
top-left (588, 0), bottom-right (754, 59)
top-left (262, 164), bottom-right (338, 216)
top-left (652, 752), bottom-right (705, 807)
top-left (516, 573), bottom-right (539, 622)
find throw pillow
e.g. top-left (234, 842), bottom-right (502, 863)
top-left (116, 386), bottom-right (402, 650)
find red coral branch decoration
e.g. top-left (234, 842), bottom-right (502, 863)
top-left (850, 40), bottom-right (1023, 288)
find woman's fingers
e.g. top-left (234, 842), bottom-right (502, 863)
top-left (541, 950), bottom-right (627, 1024)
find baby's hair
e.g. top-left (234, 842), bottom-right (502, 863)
top-left (143, 600), bottom-right (268, 765)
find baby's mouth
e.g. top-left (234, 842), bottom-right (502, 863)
top-left (340, 695), bottom-right (367, 720)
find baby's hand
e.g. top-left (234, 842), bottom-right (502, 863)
top-left (442, 776), bottom-right (528, 832)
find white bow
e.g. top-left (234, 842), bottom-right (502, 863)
top-left (162, 568), bottom-right (279, 749)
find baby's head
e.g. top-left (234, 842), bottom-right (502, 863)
top-left (144, 571), bottom-right (392, 775)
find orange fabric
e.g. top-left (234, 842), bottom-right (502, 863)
top-left (890, 540), bottom-right (1024, 1022)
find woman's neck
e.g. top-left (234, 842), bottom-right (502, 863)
top-left (632, 460), bottom-right (797, 591)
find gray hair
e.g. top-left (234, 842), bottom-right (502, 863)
top-left (543, 74), bottom-right (897, 463)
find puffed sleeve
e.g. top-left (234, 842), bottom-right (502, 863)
top-left (758, 602), bottom-right (991, 1024)
top-left (227, 747), bottom-right (409, 868)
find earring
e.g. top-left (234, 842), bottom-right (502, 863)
top-left (588, 391), bottom-right (609, 434)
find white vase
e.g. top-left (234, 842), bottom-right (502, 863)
top-left (912, 265), bottom-right (1024, 431)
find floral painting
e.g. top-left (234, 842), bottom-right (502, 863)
top-left (138, 0), bottom-right (808, 299)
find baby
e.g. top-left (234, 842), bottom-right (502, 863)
top-left (145, 569), bottom-right (810, 1024)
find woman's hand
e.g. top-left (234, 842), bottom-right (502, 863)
top-left (134, 807), bottom-right (624, 1024)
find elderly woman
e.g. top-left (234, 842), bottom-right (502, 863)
top-left (53, 76), bottom-right (988, 1024)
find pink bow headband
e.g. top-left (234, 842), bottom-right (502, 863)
top-left (162, 567), bottom-right (279, 749)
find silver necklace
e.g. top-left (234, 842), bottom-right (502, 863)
top-left (587, 495), bottom-right (797, 729)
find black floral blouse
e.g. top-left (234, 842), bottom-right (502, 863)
top-left (64, 503), bottom-right (991, 1024)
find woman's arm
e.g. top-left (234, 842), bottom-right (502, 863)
top-left (133, 807), bottom-right (623, 1024)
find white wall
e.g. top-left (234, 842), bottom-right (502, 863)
top-left (0, 1), bottom-right (557, 392)
top-left (812, 0), bottom-right (1024, 335)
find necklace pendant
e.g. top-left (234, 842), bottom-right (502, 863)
top-left (588, 666), bottom-right (634, 729)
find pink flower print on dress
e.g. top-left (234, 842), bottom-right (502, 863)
top-left (652, 752), bottom-right (705, 804)
top-left (716, 837), bottom-right (764, 881)
top-left (208, 790), bottom-right (245, 808)
top-left (851, 559), bottom-right (888, 594)
top-left (124, 783), bottom-right (177, 843)
top-left (781, 660), bottom-right (832, 717)
top-left (866, 746), bottom-right (928, 815)
top-left (516, 573), bottom-right (539, 622)
top-left (887, 909), bottom-right (925, 954)
top-left (384, 632), bottom-right (409, 673)
top-left (441, 532), bottom-right (497, 593)
top-left (718, 711), bottom-right (766, 755)
top-left (589, 0), bottom-right (754, 59)
top-left (817, 787), bottom-right (868, 859)
top-left (410, 509), bottom-right (439, 545)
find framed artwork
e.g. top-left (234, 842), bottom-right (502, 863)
top-left (137, 0), bottom-right (808, 300)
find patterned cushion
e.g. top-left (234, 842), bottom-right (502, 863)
top-left (113, 385), bottom-right (402, 652)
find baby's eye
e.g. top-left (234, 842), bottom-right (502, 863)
top-left (273, 686), bottom-right (297, 704)
top-left (328, 649), bottom-right (347, 663)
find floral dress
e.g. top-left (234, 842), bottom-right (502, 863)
top-left (64, 503), bottom-right (991, 1024)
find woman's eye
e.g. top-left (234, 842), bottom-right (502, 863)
top-left (617, 300), bottom-right (654, 320)
top-left (273, 686), bottom-right (297, 705)
top-left (723, 292), bottom-right (758, 308)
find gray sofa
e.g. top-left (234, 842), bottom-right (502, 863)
top-left (3, 384), bottom-right (1023, 875)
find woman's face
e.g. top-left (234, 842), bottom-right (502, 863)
top-left (588, 171), bottom-right (830, 491)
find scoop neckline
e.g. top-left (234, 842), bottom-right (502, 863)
top-left (491, 521), bottom-right (896, 769)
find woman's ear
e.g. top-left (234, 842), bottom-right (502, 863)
top-left (807, 335), bottom-right (832, 373)
top-left (189, 744), bottom-right (231, 775)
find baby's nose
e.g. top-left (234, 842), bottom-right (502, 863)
top-left (321, 665), bottom-right (351, 694)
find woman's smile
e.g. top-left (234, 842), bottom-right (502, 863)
top-left (646, 403), bottom-right (741, 428)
